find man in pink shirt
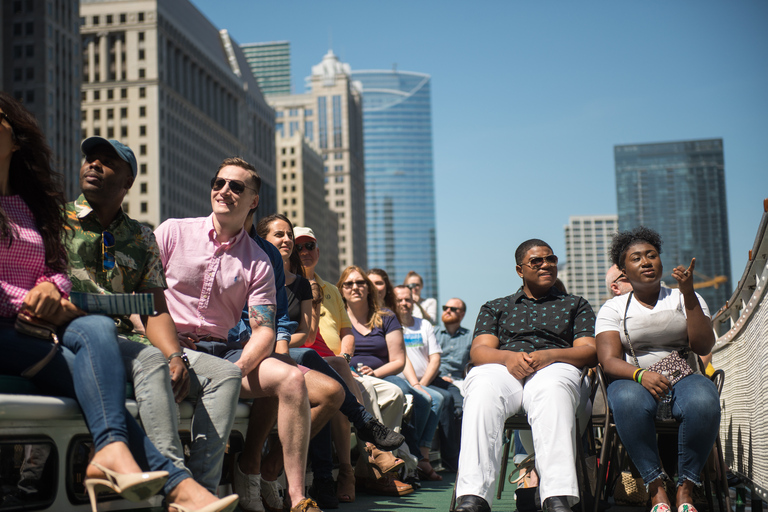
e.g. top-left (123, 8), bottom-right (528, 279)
top-left (155, 157), bottom-right (322, 512)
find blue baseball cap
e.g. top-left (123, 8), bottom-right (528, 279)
top-left (81, 137), bottom-right (138, 177)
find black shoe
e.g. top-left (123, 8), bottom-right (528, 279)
top-left (455, 494), bottom-right (491, 512)
top-left (356, 418), bottom-right (405, 451)
top-left (543, 496), bottom-right (571, 512)
top-left (309, 476), bottom-right (339, 509)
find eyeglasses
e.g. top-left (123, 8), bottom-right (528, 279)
top-left (341, 280), bottom-right (367, 290)
top-left (102, 231), bottom-right (116, 270)
top-left (442, 306), bottom-right (464, 313)
top-left (521, 255), bottom-right (559, 270)
top-left (405, 282), bottom-right (421, 290)
top-left (612, 273), bottom-right (628, 284)
top-left (295, 241), bottom-right (316, 252)
top-left (210, 177), bottom-right (257, 195)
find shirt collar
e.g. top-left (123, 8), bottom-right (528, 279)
top-left (206, 213), bottom-right (247, 247)
top-left (74, 194), bottom-right (128, 231)
top-left (512, 286), bottom-right (563, 303)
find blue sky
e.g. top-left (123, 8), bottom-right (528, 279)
top-left (191, 0), bottom-right (768, 323)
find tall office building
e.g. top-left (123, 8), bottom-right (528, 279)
top-left (80, 0), bottom-right (276, 228)
top-left (241, 41), bottom-right (290, 97)
top-left (275, 130), bottom-right (340, 282)
top-left (351, 69), bottom-right (438, 300)
top-left (615, 138), bottom-right (731, 310)
top-left (269, 50), bottom-right (367, 271)
top-left (564, 215), bottom-right (618, 308)
top-left (2, 0), bottom-right (82, 200)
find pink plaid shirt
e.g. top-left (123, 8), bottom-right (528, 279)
top-left (154, 214), bottom-right (275, 340)
top-left (0, 196), bottom-right (71, 317)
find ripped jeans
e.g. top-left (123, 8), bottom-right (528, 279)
top-left (607, 374), bottom-right (720, 487)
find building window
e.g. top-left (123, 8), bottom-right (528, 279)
top-left (107, 89), bottom-right (114, 99)
top-left (107, 108), bottom-right (114, 119)
top-left (276, 111), bottom-right (283, 118)
top-left (121, 88), bottom-right (127, 98)
top-left (281, 148), bottom-right (286, 155)
top-left (120, 107), bottom-right (127, 117)
top-left (138, 12), bottom-right (145, 21)
top-left (139, 87), bottom-right (146, 98)
top-left (139, 125), bottom-right (146, 136)
top-left (290, 160), bottom-right (295, 167)
top-left (304, 109), bottom-right (313, 116)
top-left (92, 16), bottom-right (100, 25)
top-left (121, 126), bottom-right (128, 137)
top-left (94, 127), bottom-right (101, 136)
top-left (25, 45), bottom-right (34, 57)
top-left (332, 95), bottom-right (342, 148)
top-left (13, 68), bottom-right (22, 81)
top-left (335, 188), bottom-right (343, 195)
top-left (281, 161), bottom-right (287, 168)
top-left (140, 183), bottom-right (147, 194)
top-left (107, 127), bottom-right (114, 138)
top-left (138, 69), bottom-right (145, 78)
top-left (25, 22), bottom-right (34, 35)
top-left (106, 14), bottom-right (113, 24)
top-left (140, 202), bottom-right (147, 213)
top-left (335, 176), bottom-right (343, 183)
top-left (120, 13), bottom-right (126, 23)
top-left (138, 49), bottom-right (145, 60)
top-left (139, 145), bottom-right (147, 155)
top-left (335, 200), bottom-right (344, 207)
top-left (139, 106), bottom-right (146, 117)
top-left (138, 32), bottom-right (145, 41)
top-left (94, 90), bottom-right (100, 100)
top-left (304, 121), bottom-right (313, 141)
top-left (81, 110), bottom-right (87, 120)
top-left (288, 109), bottom-right (299, 117)
top-left (140, 164), bottom-right (147, 175)
top-left (25, 91), bottom-right (34, 104)
top-left (93, 110), bottom-right (101, 120)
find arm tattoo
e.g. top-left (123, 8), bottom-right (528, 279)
top-left (249, 304), bottom-right (276, 331)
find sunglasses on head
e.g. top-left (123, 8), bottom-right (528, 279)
top-left (341, 279), bottom-right (367, 290)
top-left (210, 177), bottom-right (257, 195)
top-left (442, 306), bottom-right (463, 313)
top-left (295, 241), bottom-right (316, 252)
top-left (102, 231), bottom-right (116, 270)
top-left (521, 255), bottom-right (559, 270)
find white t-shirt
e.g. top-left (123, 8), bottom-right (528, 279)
top-left (400, 316), bottom-right (442, 380)
top-left (412, 297), bottom-right (438, 325)
top-left (595, 287), bottom-right (710, 368)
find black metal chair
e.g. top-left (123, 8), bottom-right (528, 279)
top-left (592, 366), bottom-right (732, 512)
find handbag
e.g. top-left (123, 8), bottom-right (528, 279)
top-left (15, 310), bottom-right (60, 378)
top-left (623, 292), bottom-right (694, 387)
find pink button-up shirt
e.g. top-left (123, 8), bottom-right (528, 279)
top-left (0, 196), bottom-right (71, 317)
top-left (154, 215), bottom-right (275, 340)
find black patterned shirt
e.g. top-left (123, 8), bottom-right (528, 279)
top-left (473, 287), bottom-right (595, 353)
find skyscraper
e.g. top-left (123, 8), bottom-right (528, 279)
top-left (2, 0), bottom-right (81, 199)
top-left (241, 41), bottom-right (291, 97)
top-left (351, 70), bottom-right (438, 300)
top-left (269, 50), bottom-right (367, 271)
top-left (80, 0), bottom-right (276, 228)
top-left (615, 138), bottom-right (731, 310)
top-left (564, 215), bottom-right (618, 308)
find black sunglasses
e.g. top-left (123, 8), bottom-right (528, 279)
top-left (612, 273), bottom-right (628, 284)
top-left (210, 177), bottom-right (257, 195)
top-left (442, 306), bottom-right (464, 313)
top-left (521, 255), bottom-right (559, 270)
top-left (341, 280), bottom-right (367, 289)
top-left (102, 231), bottom-right (116, 270)
top-left (295, 241), bottom-right (316, 252)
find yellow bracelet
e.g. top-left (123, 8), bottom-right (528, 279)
top-left (632, 368), bottom-right (642, 381)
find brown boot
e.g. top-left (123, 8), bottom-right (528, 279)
top-left (362, 473), bottom-right (414, 497)
top-left (365, 443), bottom-right (405, 475)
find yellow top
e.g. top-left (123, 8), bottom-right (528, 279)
top-left (315, 273), bottom-right (351, 355)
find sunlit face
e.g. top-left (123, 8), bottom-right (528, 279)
top-left (404, 275), bottom-right (423, 301)
top-left (296, 236), bottom-right (319, 270)
top-left (394, 287), bottom-right (414, 317)
top-left (441, 298), bottom-right (466, 325)
top-left (606, 264), bottom-right (633, 297)
top-left (211, 165), bottom-right (259, 219)
top-left (516, 246), bottom-right (558, 289)
top-left (622, 242), bottom-right (662, 286)
top-left (80, 147), bottom-right (133, 201)
top-left (368, 273), bottom-right (387, 302)
top-left (265, 219), bottom-right (294, 261)
top-left (340, 270), bottom-right (368, 304)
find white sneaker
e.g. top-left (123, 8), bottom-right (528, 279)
top-left (233, 462), bottom-right (265, 512)
top-left (260, 477), bottom-right (284, 512)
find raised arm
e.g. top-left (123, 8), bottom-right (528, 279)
top-left (673, 258), bottom-right (715, 355)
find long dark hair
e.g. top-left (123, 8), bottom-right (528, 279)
top-left (255, 213), bottom-right (305, 277)
top-left (0, 92), bottom-right (67, 272)
top-left (368, 268), bottom-right (398, 317)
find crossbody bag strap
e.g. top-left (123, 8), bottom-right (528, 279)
top-left (623, 291), bottom-right (641, 368)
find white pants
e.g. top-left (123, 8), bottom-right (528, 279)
top-left (456, 362), bottom-right (589, 506)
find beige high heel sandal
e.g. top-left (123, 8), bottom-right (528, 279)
top-left (84, 462), bottom-right (168, 512)
top-left (166, 494), bottom-right (240, 512)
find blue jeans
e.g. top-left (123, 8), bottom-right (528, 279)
top-left (384, 375), bottom-right (441, 453)
top-left (0, 316), bottom-right (188, 494)
top-left (607, 374), bottom-right (720, 486)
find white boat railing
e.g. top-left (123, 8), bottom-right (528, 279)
top-left (711, 198), bottom-right (768, 503)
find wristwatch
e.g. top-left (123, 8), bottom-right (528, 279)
top-left (342, 353), bottom-right (352, 364)
top-left (167, 351), bottom-right (190, 369)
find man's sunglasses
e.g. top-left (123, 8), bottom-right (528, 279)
top-left (612, 273), bottom-right (628, 284)
top-left (102, 231), bottom-right (116, 270)
top-left (442, 306), bottom-right (464, 313)
top-left (341, 280), bottom-right (367, 289)
top-left (295, 241), bottom-right (316, 252)
top-left (521, 255), bottom-right (559, 270)
top-left (210, 177), bottom-right (257, 195)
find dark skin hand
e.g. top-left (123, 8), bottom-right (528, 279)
top-left (22, 283), bottom-right (86, 326)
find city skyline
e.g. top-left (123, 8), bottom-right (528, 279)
top-left (189, 0), bottom-right (768, 323)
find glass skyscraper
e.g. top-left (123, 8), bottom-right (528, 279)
top-left (241, 41), bottom-right (291, 96)
top-left (614, 139), bottom-right (731, 310)
top-left (352, 70), bottom-right (438, 300)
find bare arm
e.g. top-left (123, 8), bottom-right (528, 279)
top-left (143, 288), bottom-right (190, 402)
top-left (419, 352), bottom-right (441, 387)
top-left (402, 356), bottom-right (420, 386)
top-left (288, 298), bottom-right (314, 348)
top-left (470, 334), bottom-right (535, 380)
top-left (339, 327), bottom-right (355, 356)
top-left (236, 304), bottom-right (276, 377)
top-left (527, 336), bottom-right (598, 371)
top-left (372, 328), bottom-right (406, 378)
top-left (673, 258), bottom-right (716, 355)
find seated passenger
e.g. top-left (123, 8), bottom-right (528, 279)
top-left (154, 157), bottom-right (325, 512)
top-left (403, 271), bottom-right (438, 325)
top-left (0, 93), bottom-right (236, 512)
top-left (595, 227), bottom-right (720, 512)
top-left (455, 239), bottom-right (596, 512)
top-left (66, 137), bottom-right (242, 495)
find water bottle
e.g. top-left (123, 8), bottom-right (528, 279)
top-left (356, 362), bottom-right (364, 373)
top-left (656, 371), bottom-right (673, 420)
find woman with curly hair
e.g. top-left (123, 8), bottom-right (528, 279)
top-left (595, 226), bottom-right (720, 512)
